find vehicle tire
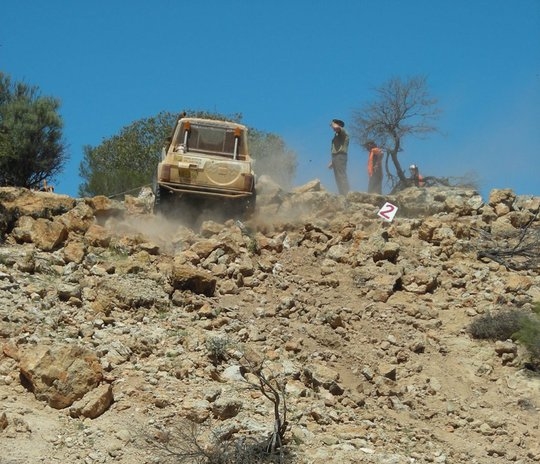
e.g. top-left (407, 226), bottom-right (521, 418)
top-left (245, 189), bottom-right (257, 216)
top-left (235, 190), bottom-right (256, 219)
top-left (153, 184), bottom-right (169, 215)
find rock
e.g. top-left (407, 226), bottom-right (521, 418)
top-left (211, 396), bottom-right (242, 419)
top-left (85, 223), bottom-right (112, 247)
top-left (62, 241), bottom-right (86, 264)
top-left (96, 274), bottom-right (169, 310)
top-left (444, 191), bottom-right (483, 216)
top-left (418, 217), bottom-right (441, 242)
top-left (59, 202), bottom-right (96, 233)
top-left (378, 363), bottom-right (397, 381)
top-left (101, 341), bottom-right (133, 367)
top-left (395, 187), bottom-right (446, 216)
top-left (494, 340), bottom-right (517, 355)
top-left (11, 216), bottom-right (68, 251)
top-left (489, 189), bottom-right (516, 209)
top-left (303, 364), bottom-right (340, 390)
top-left (514, 194), bottom-right (540, 213)
top-left (10, 216), bottom-right (35, 243)
top-left (190, 239), bottom-right (222, 260)
top-left (124, 191), bottom-right (154, 215)
top-left (0, 187), bottom-right (75, 219)
top-left (293, 179), bottom-right (322, 194)
top-left (170, 264), bottom-right (217, 296)
top-left (490, 217), bottom-right (517, 237)
top-left (221, 365), bottom-right (246, 382)
top-left (402, 267), bottom-right (438, 294)
top-left (69, 383), bottom-right (114, 419)
top-left (18, 344), bottom-right (103, 409)
top-left (84, 195), bottom-right (125, 219)
top-left (57, 283), bottom-right (82, 301)
top-left (504, 274), bottom-right (532, 292)
top-left (327, 244), bottom-right (350, 263)
top-left (182, 399), bottom-right (211, 423)
top-left (372, 241), bottom-right (400, 263)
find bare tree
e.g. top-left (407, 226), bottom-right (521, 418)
top-left (352, 75), bottom-right (441, 187)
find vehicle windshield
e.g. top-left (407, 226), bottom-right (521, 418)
top-left (177, 123), bottom-right (245, 158)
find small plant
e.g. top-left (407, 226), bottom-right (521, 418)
top-left (468, 304), bottom-right (540, 370)
top-left (236, 220), bottom-right (260, 255)
top-left (146, 419), bottom-right (292, 463)
top-left (514, 303), bottom-right (540, 369)
top-left (145, 352), bottom-right (293, 463)
top-left (239, 354), bottom-right (289, 459)
top-left (467, 309), bottom-right (527, 341)
top-left (107, 242), bottom-right (130, 259)
top-left (205, 336), bottom-right (230, 365)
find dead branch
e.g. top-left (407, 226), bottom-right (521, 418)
top-left (476, 209), bottom-right (540, 271)
top-left (239, 354), bottom-right (288, 459)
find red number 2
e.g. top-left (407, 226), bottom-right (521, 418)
top-left (379, 203), bottom-right (396, 220)
top-left (377, 203), bottom-right (397, 221)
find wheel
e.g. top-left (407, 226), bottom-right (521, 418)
top-left (235, 191), bottom-right (257, 219)
top-left (245, 189), bottom-right (257, 216)
top-left (153, 184), bottom-right (170, 215)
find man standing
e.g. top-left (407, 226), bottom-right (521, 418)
top-left (328, 119), bottom-right (350, 195)
top-left (366, 141), bottom-right (383, 194)
top-left (409, 164), bottom-right (424, 187)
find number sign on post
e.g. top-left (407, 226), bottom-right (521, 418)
top-left (377, 202), bottom-right (398, 222)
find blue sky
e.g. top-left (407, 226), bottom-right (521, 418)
top-left (2, 0), bottom-right (539, 199)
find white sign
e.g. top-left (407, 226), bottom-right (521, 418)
top-left (377, 202), bottom-right (398, 222)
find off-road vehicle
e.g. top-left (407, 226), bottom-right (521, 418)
top-left (154, 116), bottom-right (256, 218)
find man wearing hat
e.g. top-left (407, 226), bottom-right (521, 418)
top-left (328, 119), bottom-right (350, 195)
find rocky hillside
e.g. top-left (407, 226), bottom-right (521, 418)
top-left (0, 181), bottom-right (539, 464)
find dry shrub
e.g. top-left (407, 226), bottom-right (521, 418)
top-left (146, 419), bottom-right (293, 464)
top-left (468, 309), bottom-right (527, 341)
top-left (146, 354), bottom-right (293, 463)
top-left (468, 304), bottom-right (540, 370)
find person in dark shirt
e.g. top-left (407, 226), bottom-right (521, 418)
top-left (328, 119), bottom-right (350, 195)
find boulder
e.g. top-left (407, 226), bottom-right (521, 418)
top-left (211, 396), bottom-right (242, 419)
top-left (489, 189), bottom-right (516, 209)
top-left (59, 202), bottom-right (96, 233)
top-left (31, 218), bottom-right (68, 251)
top-left (0, 187), bottom-right (75, 219)
top-left (85, 223), bottom-right (112, 247)
top-left (170, 264), bottom-right (217, 296)
top-left (12, 216), bottom-right (69, 251)
top-left (69, 383), bottom-right (114, 419)
top-left (18, 344), bottom-right (103, 409)
top-left (401, 267), bottom-right (439, 294)
top-left (303, 364), bottom-right (340, 391)
top-left (84, 195), bottom-right (124, 217)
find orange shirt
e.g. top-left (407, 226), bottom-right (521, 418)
top-left (368, 147), bottom-right (382, 176)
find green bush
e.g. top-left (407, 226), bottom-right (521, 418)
top-left (514, 303), bottom-right (540, 368)
top-left (205, 336), bottom-right (230, 365)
